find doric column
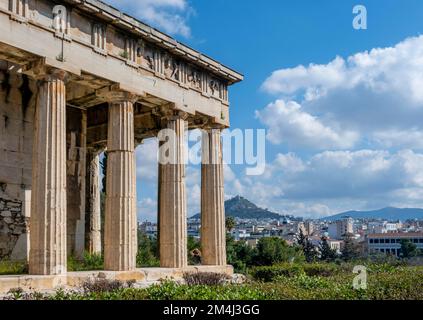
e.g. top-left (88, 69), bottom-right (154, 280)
top-left (85, 148), bottom-right (102, 255)
top-left (201, 128), bottom-right (226, 266)
top-left (158, 112), bottom-right (188, 268)
top-left (29, 69), bottom-right (67, 275)
top-left (104, 92), bottom-right (137, 271)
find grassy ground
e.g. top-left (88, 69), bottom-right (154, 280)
top-left (2, 262), bottom-right (422, 300)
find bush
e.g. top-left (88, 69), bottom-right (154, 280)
top-left (251, 264), bottom-right (304, 282)
top-left (255, 237), bottom-right (304, 266)
top-left (82, 278), bottom-right (129, 294)
top-left (0, 260), bottom-right (28, 275)
top-left (137, 233), bottom-right (160, 267)
top-left (183, 272), bottom-right (230, 286)
top-left (4, 288), bottom-right (47, 301)
top-left (67, 252), bottom-right (104, 272)
top-left (145, 281), bottom-right (269, 300)
top-left (302, 263), bottom-right (340, 277)
top-left (2, 263), bottom-right (422, 301)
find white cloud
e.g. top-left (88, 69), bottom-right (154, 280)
top-left (256, 100), bottom-right (359, 150)
top-left (259, 35), bottom-right (423, 150)
top-left (274, 153), bottom-right (305, 174)
top-left (107, 0), bottom-right (192, 37)
top-left (262, 36), bottom-right (423, 104)
top-left (137, 197), bottom-right (157, 222)
top-left (262, 56), bottom-right (347, 99)
top-left (372, 129), bottom-right (423, 150)
top-left (224, 149), bottom-right (423, 219)
top-left (136, 138), bottom-right (158, 181)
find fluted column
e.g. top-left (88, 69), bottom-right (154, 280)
top-left (159, 113), bottom-right (188, 268)
top-left (201, 128), bottom-right (226, 266)
top-left (29, 69), bottom-right (67, 275)
top-left (85, 148), bottom-right (102, 255)
top-left (104, 93), bottom-right (137, 271)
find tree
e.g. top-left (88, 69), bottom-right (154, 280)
top-left (256, 237), bottom-right (304, 265)
top-left (225, 216), bottom-right (236, 233)
top-left (319, 236), bottom-right (338, 262)
top-left (400, 239), bottom-right (419, 259)
top-left (226, 235), bottom-right (256, 273)
top-left (136, 232), bottom-right (159, 267)
top-left (188, 236), bottom-right (201, 265)
top-left (296, 229), bottom-right (318, 263)
top-left (341, 233), bottom-right (360, 261)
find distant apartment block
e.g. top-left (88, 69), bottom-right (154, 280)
top-left (367, 233), bottom-right (423, 257)
top-left (367, 221), bottom-right (402, 234)
top-left (232, 229), bottom-right (251, 241)
top-left (328, 217), bottom-right (354, 240)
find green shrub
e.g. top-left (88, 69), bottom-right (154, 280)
top-left (0, 260), bottom-right (28, 275)
top-left (136, 233), bottom-right (160, 267)
top-left (67, 252), bottom-right (104, 271)
top-left (2, 263), bottom-right (422, 301)
top-left (366, 267), bottom-right (423, 300)
top-left (251, 263), bottom-right (304, 282)
top-left (145, 281), bottom-right (269, 300)
top-left (302, 263), bottom-right (340, 277)
top-left (255, 237), bottom-right (304, 266)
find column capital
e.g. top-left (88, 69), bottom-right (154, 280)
top-left (203, 125), bottom-right (225, 132)
top-left (155, 106), bottom-right (189, 123)
top-left (23, 59), bottom-right (68, 82)
top-left (194, 115), bottom-right (225, 131)
top-left (87, 144), bottom-right (104, 155)
top-left (96, 86), bottom-right (138, 104)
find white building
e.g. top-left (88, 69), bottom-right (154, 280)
top-left (368, 221), bottom-right (401, 234)
top-left (232, 229), bottom-right (251, 241)
top-left (367, 232), bottom-right (423, 257)
top-left (328, 217), bottom-right (354, 240)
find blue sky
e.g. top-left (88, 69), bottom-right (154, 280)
top-left (106, 0), bottom-right (423, 221)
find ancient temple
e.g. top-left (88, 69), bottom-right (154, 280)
top-left (0, 0), bottom-right (242, 278)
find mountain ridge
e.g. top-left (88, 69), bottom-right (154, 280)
top-left (191, 196), bottom-right (423, 221)
top-left (191, 195), bottom-right (284, 220)
top-left (322, 207), bottom-right (423, 221)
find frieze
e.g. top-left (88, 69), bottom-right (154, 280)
top-left (3, 0), bottom-right (231, 102)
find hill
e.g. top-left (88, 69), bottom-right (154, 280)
top-left (322, 207), bottom-right (423, 221)
top-left (191, 196), bottom-right (283, 220)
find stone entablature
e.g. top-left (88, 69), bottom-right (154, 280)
top-left (0, 0), bottom-right (241, 122)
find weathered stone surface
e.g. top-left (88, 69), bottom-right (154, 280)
top-left (0, 266), bottom-right (233, 294)
top-left (66, 107), bottom-right (86, 259)
top-left (0, 197), bottom-right (27, 259)
top-left (10, 233), bottom-right (29, 261)
top-left (85, 149), bottom-right (102, 255)
top-left (104, 98), bottom-right (137, 271)
top-left (1, 211), bottom-right (11, 217)
top-left (0, 0), bottom-right (240, 278)
top-left (29, 70), bottom-right (67, 275)
top-left (159, 114), bottom-right (188, 268)
top-left (0, 65), bottom-right (33, 261)
top-left (201, 129), bottom-right (227, 266)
